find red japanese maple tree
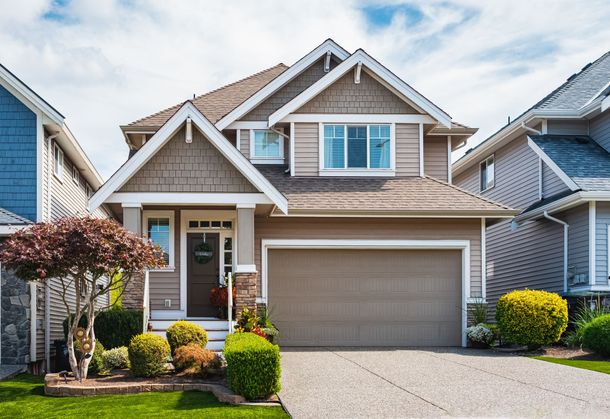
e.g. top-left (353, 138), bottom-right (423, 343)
top-left (0, 217), bottom-right (164, 380)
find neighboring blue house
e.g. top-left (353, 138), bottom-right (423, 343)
top-left (453, 50), bottom-right (610, 314)
top-left (0, 63), bottom-right (111, 371)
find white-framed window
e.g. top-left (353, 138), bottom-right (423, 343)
top-left (480, 155), bottom-right (495, 192)
top-left (143, 211), bottom-right (175, 269)
top-left (320, 124), bottom-right (393, 174)
top-left (72, 165), bottom-right (79, 184)
top-left (54, 144), bottom-right (64, 180)
top-left (250, 129), bottom-right (284, 163)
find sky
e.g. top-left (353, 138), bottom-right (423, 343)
top-left (1, 0), bottom-right (610, 180)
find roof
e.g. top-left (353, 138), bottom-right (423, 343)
top-left (255, 165), bottom-right (515, 216)
top-left (531, 134), bottom-right (610, 191)
top-left (0, 207), bottom-right (32, 225)
top-left (125, 64), bottom-right (288, 128)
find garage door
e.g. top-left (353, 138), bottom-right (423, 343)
top-left (268, 248), bottom-right (462, 346)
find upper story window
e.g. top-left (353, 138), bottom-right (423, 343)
top-left (144, 211), bottom-right (175, 268)
top-left (72, 165), bottom-right (80, 185)
top-left (54, 144), bottom-right (64, 180)
top-left (322, 124), bottom-right (392, 172)
top-left (251, 130), bottom-right (283, 162)
top-left (480, 155), bottom-right (495, 192)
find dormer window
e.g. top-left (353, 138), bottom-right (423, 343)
top-left (251, 129), bottom-right (283, 163)
top-left (480, 155), bottom-right (495, 192)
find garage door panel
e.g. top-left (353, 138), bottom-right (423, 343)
top-left (268, 248), bottom-right (462, 346)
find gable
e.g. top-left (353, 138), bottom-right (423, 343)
top-left (242, 56), bottom-right (341, 121)
top-left (119, 126), bottom-right (259, 193)
top-left (294, 69), bottom-right (420, 114)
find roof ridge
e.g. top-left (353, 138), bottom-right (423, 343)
top-left (424, 176), bottom-right (514, 211)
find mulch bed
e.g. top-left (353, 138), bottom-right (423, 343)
top-left (58, 369), bottom-right (227, 387)
top-left (538, 346), bottom-right (609, 361)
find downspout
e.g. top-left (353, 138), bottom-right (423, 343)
top-left (521, 122), bottom-right (542, 135)
top-left (543, 211), bottom-right (569, 293)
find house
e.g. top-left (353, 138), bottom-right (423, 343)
top-left (90, 39), bottom-right (516, 348)
top-left (453, 50), bottom-right (610, 312)
top-left (0, 63), bottom-right (111, 371)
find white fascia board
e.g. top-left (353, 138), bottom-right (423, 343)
top-left (279, 114), bottom-right (437, 124)
top-left (215, 40), bottom-right (350, 130)
top-left (526, 136), bottom-right (579, 191)
top-left (106, 192), bottom-right (273, 205)
top-left (602, 96), bottom-right (610, 113)
top-left (0, 225), bottom-right (29, 235)
top-left (268, 50), bottom-right (452, 128)
top-left (89, 102), bottom-right (288, 213)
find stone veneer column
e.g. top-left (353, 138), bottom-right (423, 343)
top-left (234, 272), bottom-right (258, 317)
top-left (121, 204), bottom-right (144, 309)
top-left (0, 267), bottom-right (31, 364)
top-left (235, 205), bottom-right (257, 317)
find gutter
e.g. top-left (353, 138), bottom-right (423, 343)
top-left (543, 211), bottom-right (569, 293)
top-left (515, 191), bottom-right (610, 224)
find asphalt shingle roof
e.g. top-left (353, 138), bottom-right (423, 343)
top-left (531, 134), bottom-right (610, 191)
top-left (255, 165), bottom-right (514, 215)
top-left (0, 207), bottom-right (32, 225)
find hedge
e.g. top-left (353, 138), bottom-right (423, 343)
top-left (582, 314), bottom-right (610, 356)
top-left (496, 289), bottom-right (568, 349)
top-left (128, 333), bottom-right (170, 378)
top-left (166, 321), bottom-right (208, 354)
top-left (224, 333), bottom-right (281, 400)
top-left (63, 308), bottom-right (143, 349)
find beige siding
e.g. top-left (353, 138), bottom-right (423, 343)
top-left (255, 217), bottom-right (482, 297)
top-left (239, 129), bottom-right (250, 159)
top-left (395, 124), bottom-right (420, 176)
top-left (149, 209), bottom-right (181, 310)
top-left (424, 136), bottom-right (448, 181)
top-left (293, 123), bottom-right (318, 176)
top-left (242, 57), bottom-right (339, 121)
top-left (295, 70), bottom-right (418, 114)
top-left (120, 127), bottom-right (258, 193)
top-left (547, 119), bottom-right (589, 135)
top-left (542, 161), bottom-right (569, 197)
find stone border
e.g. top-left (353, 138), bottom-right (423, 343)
top-left (44, 373), bottom-right (246, 404)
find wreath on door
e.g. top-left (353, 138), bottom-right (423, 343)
top-left (193, 242), bottom-right (214, 264)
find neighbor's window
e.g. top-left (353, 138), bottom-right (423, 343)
top-left (54, 144), bottom-right (64, 179)
top-left (480, 155), bottom-right (495, 191)
top-left (147, 217), bottom-right (171, 265)
top-left (252, 130), bottom-right (282, 159)
top-left (323, 124), bottom-right (391, 170)
top-left (72, 165), bottom-right (79, 184)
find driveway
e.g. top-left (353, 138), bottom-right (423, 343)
top-left (279, 347), bottom-right (610, 418)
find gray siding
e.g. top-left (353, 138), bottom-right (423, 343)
top-left (149, 209), bottom-right (181, 310)
top-left (424, 136), bottom-right (448, 181)
top-left (293, 123), bottom-right (318, 176)
top-left (563, 204), bottom-right (590, 285)
top-left (590, 110), bottom-right (610, 153)
top-left (395, 124), bottom-right (420, 177)
top-left (542, 161), bottom-right (569, 197)
top-left (547, 119), bottom-right (589, 135)
top-left (596, 202), bottom-right (610, 286)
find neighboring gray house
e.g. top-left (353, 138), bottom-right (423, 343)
top-left (453, 50), bottom-right (610, 312)
top-left (0, 63), bottom-right (111, 371)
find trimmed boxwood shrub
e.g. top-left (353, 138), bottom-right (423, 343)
top-left (166, 321), bottom-right (208, 354)
top-left (224, 333), bottom-right (281, 400)
top-left (582, 314), bottom-right (610, 356)
top-left (102, 346), bottom-right (130, 370)
top-left (63, 308), bottom-right (143, 349)
top-left (496, 289), bottom-right (568, 349)
top-left (128, 333), bottom-right (170, 377)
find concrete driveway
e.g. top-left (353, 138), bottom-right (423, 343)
top-left (279, 347), bottom-right (610, 418)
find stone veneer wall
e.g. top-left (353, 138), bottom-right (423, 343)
top-left (234, 272), bottom-right (257, 318)
top-left (1, 268), bottom-right (30, 365)
top-left (122, 271), bottom-right (144, 310)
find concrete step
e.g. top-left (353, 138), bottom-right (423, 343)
top-left (150, 329), bottom-right (229, 341)
top-left (150, 330), bottom-right (226, 351)
top-left (149, 319), bottom-right (230, 331)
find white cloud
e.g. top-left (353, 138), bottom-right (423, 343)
top-left (0, 0), bottom-right (609, 178)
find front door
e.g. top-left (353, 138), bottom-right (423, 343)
top-left (187, 232), bottom-right (220, 317)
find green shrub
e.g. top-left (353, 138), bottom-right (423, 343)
top-left (102, 346), bottom-right (130, 370)
top-left (63, 308), bottom-right (143, 349)
top-left (565, 299), bottom-right (610, 347)
top-left (496, 289), bottom-right (568, 349)
top-left (128, 333), bottom-right (170, 377)
top-left (481, 323), bottom-right (500, 342)
top-left (173, 343), bottom-right (220, 375)
top-left (75, 339), bottom-right (105, 375)
top-left (582, 314), bottom-right (610, 356)
top-left (166, 321), bottom-right (208, 354)
top-left (470, 299), bottom-right (488, 325)
top-left (224, 333), bottom-right (281, 400)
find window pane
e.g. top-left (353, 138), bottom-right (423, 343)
top-left (211, 221), bottom-right (221, 228)
top-left (254, 131), bottom-right (281, 158)
top-left (480, 162), bottom-right (488, 190)
top-left (148, 218), bottom-right (170, 265)
top-left (188, 221), bottom-right (198, 228)
top-left (224, 237), bottom-right (232, 251)
top-left (369, 125), bottom-right (390, 169)
top-left (347, 126), bottom-right (367, 168)
top-left (324, 125), bottom-right (345, 169)
top-left (487, 158), bottom-right (495, 187)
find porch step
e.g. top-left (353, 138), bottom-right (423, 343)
top-left (150, 330), bottom-right (226, 351)
top-left (151, 329), bottom-right (229, 341)
top-left (148, 318), bottom-right (229, 352)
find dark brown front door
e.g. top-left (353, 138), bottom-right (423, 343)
top-left (187, 233), bottom-right (220, 317)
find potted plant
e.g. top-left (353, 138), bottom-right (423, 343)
top-left (465, 324), bottom-right (495, 348)
top-left (209, 285), bottom-right (236, 319)
top-left (235, 306), bottom-right (279, 344)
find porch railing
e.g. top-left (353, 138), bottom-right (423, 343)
top-left (143, 268), bottom-right (150, 332)
top-left (227, 271), bottom-right (233, 333)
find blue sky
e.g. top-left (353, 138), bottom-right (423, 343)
top-left (0, 0), bottom-right (609, 179)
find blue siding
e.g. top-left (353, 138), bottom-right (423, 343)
top-left (0, 84), bottom-right (37, 221)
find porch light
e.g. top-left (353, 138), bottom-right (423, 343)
top-left (186, 116), bottom-right (193, 143)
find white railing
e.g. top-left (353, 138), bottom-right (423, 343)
top-left (143, 269), bottom-right (150, 332)
top-left (227, 271), bottom-right (233, 333)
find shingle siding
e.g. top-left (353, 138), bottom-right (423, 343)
top-left (0, 84), bottom-right (37, 221)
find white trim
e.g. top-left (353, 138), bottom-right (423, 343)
top-left (249, 128), bottom-right (284, 161)
top-left (0, 225), bottom-right (28, 235)
top-left (29, 282), bottom-right (37, 362)
top-left (270, 211), bottom-right (515, 219)
top-left (608, 225), bottom-right (610, 285)
top-left (236, 129), bottom-right (241, 151)
top-left (260, 238), bottom-right (471, 347)
top-left (479, 154), bottom-right (495, 192)
top-left (268, 50), bottom-right (452, 128)
top-left (215, 39), bottom-right (350, 130)
top-left (106, 192), bottom-right (272, 206)
top-left (541, 119), bottom-right (548, 134)
top-left (602, 95), bottom-right (610, 113)
top-left (418, 123), bottom-right (424, 176)
top-left (513, 193), bottom-right (610, 224)
top-left (235, 264), bottom-right (257, 273)
top-left (226, 121), bottom-right (268, 130)
top-left (36, 111), bottom-right (43, 222)
top-left (236, 203), bottom-right (256, 209)
top-left (538, 157), bottom-right (543, 200)
top-left (89, 102), bottom-right (288, 213)
top-left (53, 143), bottom-right (64, 181)
top-left (567, 285), bottom-right (610, 294)
top-left (447, 136), bottom-right (452, 184)
top-left (481, 218), bottom-right (486, 300)
top-left (143, 210), bottom-right (176, 269)
top-left (527, 137), bottom-right (579, 191)
top-left (319, 169), bottom-right (395, 177)
top-left (590, 201), bottom-right (596, 285)
top-left (121, 202), bottom-right (143, 209)
top-left (279, 113), bottom-right (437, 124)
top-left (289, 122), bottom-right (295, 177)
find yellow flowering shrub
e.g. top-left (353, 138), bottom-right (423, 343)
top-left (496, 289), bottom-right (568, 349)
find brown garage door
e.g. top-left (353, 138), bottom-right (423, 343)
top-left (268, 248), bottom-right (462, 346)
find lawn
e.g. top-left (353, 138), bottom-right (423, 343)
top-left (533, 356), bottom-right (610, 375)
top-left (0, 375), bottom-right (288, 419)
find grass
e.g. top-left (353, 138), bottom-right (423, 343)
top-left (0, 375), bottom-right (288, 419)
top-left (533, 356), bottom-right (610, 375)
